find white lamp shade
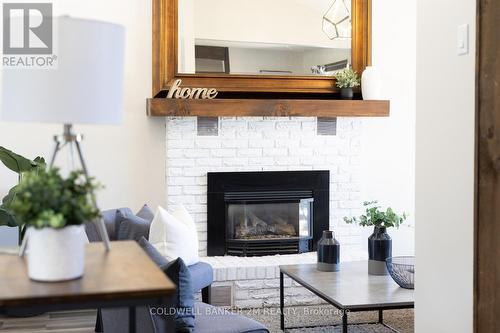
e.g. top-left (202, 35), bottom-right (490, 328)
top-left (1, 16), bottom-right (125, 125)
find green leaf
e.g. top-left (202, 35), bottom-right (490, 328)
top-left (2, 185), bottom-right (18, 208)
top-left (342, 199), bottom-right (407, 229)
top-left (0, 207), bottom-right (17, 227)
top-left (0, 146), bottom-right (38, 174)
top-left (0, 147), bottom-right (46, 229)
top-left (335, 68), bottom-right (361, 89)
top-left (33, 157), bottom-right (46, 170)
top-left (33, 156), bottom-right (46, 165)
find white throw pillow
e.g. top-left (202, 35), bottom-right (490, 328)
top-left (148, 206), bottom-right (199, 266)
top-left (172, 205), bottom-right (199, 249)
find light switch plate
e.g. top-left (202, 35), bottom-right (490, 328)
top-left (457, 24), bottom-right (469, 55)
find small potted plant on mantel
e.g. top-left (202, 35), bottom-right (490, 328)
top-left (9, 168), bottom-right (100, 282)
top-left (335, 67), bottom-right (361, 100)
top-left (344, 201), bottom-right (407, 275)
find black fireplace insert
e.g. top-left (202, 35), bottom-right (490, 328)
top-left (207, 171), bottom-right (329, 256)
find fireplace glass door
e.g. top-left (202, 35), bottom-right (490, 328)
top-left (226, 199), bottom-right (313, 242)
top-left (208, 171), bottom-right (329, 256)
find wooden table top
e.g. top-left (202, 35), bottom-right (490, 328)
top-left (280, 261), bottom-right (414, 310)
top-left (0, 241), bottom-right (176, 308)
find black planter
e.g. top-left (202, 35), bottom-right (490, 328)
top-left (368, 226), bottom-right (392, 275)
top-left (317, 230), bottom-right (340, 271)
top-left (340, 88), bottom-right (354, 100)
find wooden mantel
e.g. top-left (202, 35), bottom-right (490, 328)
top-left (146, 98), bottom-right (390, 117)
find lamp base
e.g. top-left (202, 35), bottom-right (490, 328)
top-left (19, 124), bottom-right (111, 257)
top-left (51, 124), bottom-right (111, 251)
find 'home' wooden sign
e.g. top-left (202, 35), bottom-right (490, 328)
top-left (166, 79), bottom-right (218, 99)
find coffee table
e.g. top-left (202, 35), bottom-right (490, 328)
top-left (280, 261), bottom-right (414, 333)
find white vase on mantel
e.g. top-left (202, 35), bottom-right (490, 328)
top-left (361, 66), bottom-right (382, 100)
top-left (27, 225), bottom-right (86, 282)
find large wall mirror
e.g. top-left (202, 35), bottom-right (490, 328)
top-left (153, 0), bottom-right (371, 97)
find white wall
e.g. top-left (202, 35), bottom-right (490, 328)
top-left (193, 0), bottom-right (350, 49)
top-left (178, 0), bottom-right (196, 73)
top-left (0, 0), bottom-right (166, 244)
top-left (228, 48), bottom-right (303, 75)
top-left (360, 0), bottom-right (416, 256)
top-left (415, 0), bottom-right (475, 332)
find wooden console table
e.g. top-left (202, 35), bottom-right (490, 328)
top-left (0, 241), bottom-right (176, 333)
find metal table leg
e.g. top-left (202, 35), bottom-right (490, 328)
top-left (94, 309), bottom-right (103, 332)
top-left (379, 309), bottom-right (383, 323)
top-left (129, 306), bottom-right (136, 333)
top-left (342, 310), bottom-right (348, 333)
top-left (280, 271), bottom-right (285, 331)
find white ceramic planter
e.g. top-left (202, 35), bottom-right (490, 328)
top-left (27, 225), bottom-right (86, 282)
top-left (361, 66), bottom-right (382, 100)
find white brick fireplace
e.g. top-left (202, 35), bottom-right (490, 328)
top-left (165, 116), bottom-right (367, 307)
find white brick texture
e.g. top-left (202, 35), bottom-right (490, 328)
top-left (166, 117), bottom-right (365, 256)
top-left (201, 251), bottom-right (366, 308)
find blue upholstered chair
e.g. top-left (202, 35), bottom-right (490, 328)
top-left (86, 208), bottom-right (269, 333)
top-left (97, 303), bottom-right (269, 333)
top-left (85, 208), bottom-right (213, 304)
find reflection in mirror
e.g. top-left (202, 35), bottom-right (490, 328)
top-left (178, 0), bottom-right (352, 77)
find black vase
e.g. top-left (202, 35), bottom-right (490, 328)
top-left (368, 226), bottom-right (392, 275)
top-left (340, 88), bottom-right (354, 100)
top-left (317, 230), bottom-right (340, 272)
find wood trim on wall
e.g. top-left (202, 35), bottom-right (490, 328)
top-left (152, 0), bottom-right (372, 97)
top-left (475, 0), bottom-right (500, 331)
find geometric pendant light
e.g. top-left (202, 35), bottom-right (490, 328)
top-left (322, 0), bottom-right (352, 39)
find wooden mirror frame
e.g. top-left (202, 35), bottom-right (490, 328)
top-left (152, 0), bottom-right (371, 97)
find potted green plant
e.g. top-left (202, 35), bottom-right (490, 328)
top-left (335, 68), bottom-right (361, 100)
top-left (9, 168), bottom-right (100, 281)
top-left (344, 201), bottom-right (407, 275)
